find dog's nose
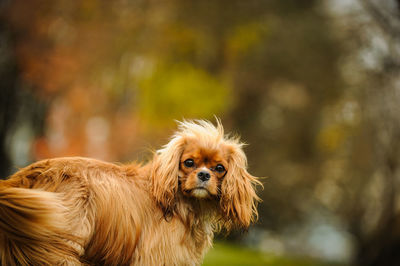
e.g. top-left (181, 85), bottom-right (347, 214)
top-left (197, 170), bottom-right (210, 182)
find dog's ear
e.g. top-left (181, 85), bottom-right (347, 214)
top-left (220, 145), bottom-right (262, 230)
top-left (151, 135), bottom-right (185, 216)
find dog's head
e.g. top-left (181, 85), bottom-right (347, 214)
top-left (151, 119), bottom-right (261, 230)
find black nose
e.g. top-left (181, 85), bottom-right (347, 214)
top-left (197, 170), bottom-right (210, 182)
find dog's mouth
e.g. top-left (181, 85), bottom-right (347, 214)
top-left (188, 187), bottom-right (210, 198)
top-left (193, 187), bottom-right (208, 191)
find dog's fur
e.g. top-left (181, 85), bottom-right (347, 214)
top-left (0, 120), bottom-right (261, 265)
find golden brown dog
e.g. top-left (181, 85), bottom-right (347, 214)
top-left (0, 119), bottom-right (261, 265)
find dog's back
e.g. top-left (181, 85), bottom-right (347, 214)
top-left (0, 159), bottom-right (85, 265)
top-left (0, 157), bottom-right (145, 265)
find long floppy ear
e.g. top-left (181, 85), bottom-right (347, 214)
top-left (151, 135), bottom-right (186, 216)
top-left (220, 145), bottom-right (262, 230)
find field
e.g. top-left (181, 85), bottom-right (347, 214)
top-left (203, 242), bottom-right (344, 266)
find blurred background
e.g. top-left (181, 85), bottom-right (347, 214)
top-left (1, 0), bottom-right (400, 265)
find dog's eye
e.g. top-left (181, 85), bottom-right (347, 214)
top-left (215, 164), bottom-right (225, 173)
top-left (184, 159), bottom-right (195, 168)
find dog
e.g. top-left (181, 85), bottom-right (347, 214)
top-left (0, 119), bottom-right (261, 265)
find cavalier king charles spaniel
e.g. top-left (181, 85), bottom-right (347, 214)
top-left (0, 119), bottom-right (261, 265)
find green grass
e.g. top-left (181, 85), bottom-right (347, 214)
top-left (203, 242), bottom-right (344, 266)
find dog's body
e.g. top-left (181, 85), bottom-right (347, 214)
top-left (0, 157), bottom-right (211, 265)
top-left (0, 120), bottom-right (261, 265)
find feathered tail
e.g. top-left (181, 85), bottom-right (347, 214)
top-left (0, 187), bottom-right (80, 265)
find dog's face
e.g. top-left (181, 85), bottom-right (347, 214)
top-left (179, 141), bottom-right (228, 199)
top-left (151, 120), bottom-right (261, 230)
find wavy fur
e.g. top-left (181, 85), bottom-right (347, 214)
top-left (0, 119), bottom-right (261, 265)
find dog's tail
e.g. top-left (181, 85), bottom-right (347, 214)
top-left (0, 187), bottom-right (80, 265)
